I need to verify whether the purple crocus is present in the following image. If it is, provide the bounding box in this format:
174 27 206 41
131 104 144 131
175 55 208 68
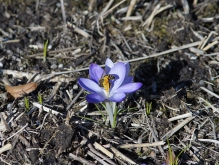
78 58 142 103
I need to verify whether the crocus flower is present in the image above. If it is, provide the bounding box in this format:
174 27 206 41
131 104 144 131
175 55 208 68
78 58 142 103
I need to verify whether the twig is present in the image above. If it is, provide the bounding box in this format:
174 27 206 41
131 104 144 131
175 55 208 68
33 102 64 116
88 143 116 165
0 144 12 154
69 153 95 165
199 31 218 50
67 88 84 110
93 142 114 159
0 157 11 165
162 116 195 141
67 22 90 38
161 117 195 141
209 118 217 141
142 4 173 29
203 40 219 51
119 141 165 148
110 146 137 164
60 0 66 24
36 113 49 130
101 0 114 14
26 46 82 57
198 139 219 144
102 0 126 18
110 40 126 61
197 97 219 113
92 0 126 25
121 16 142 21
127 41 201 62
145 114 165 157
87 151 109 165
182 0 189 14
6 123 28 141
1 39 20 44
200 87 219 99
125 0 137 17
88 0 96 12
45 81 62 102
168 113 192 122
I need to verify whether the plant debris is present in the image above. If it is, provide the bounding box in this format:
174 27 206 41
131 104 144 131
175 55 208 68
5 82 38 99
0 0 219 164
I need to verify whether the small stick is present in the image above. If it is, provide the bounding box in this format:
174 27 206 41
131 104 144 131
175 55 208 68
0 143 12 154
162 116 195 141
119 141 165 148
88 0 96 12
110 146 137 164
102 0 126 18
92 0 126 25
69 153 95 165
0 157 11 165
93 142 114 159
27 46 82 57
200 31 218 50
145 114 165 157
45 81 62 102
67 22 90 38
88 143 116 165
87 151 109 165
125 0 137 17
101 0 114 14
168 113 192 122
198 97 219 113
6 123 28 141
60 0 66 24
67 88 84 110
203 40 219 51
200 87 219 99
33 102 64 116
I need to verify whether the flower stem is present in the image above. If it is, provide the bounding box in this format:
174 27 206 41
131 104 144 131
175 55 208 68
105 101 116 128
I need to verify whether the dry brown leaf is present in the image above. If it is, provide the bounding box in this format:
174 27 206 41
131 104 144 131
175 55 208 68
5 82 38 99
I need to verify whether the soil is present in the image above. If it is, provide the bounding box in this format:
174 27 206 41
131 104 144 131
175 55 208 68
0 0 219 164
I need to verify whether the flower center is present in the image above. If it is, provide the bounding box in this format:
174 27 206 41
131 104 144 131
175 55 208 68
99 75 115 93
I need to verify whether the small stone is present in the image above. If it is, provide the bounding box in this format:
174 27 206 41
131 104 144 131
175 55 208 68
50 64 57 69
58 64 63 68
73 85 78 90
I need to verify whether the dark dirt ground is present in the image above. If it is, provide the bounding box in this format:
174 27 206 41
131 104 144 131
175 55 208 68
0 0 219 164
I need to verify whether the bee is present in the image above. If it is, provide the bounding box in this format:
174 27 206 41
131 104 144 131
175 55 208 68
99 74 115 92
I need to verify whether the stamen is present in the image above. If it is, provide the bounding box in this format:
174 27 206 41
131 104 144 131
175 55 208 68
99 75 115 93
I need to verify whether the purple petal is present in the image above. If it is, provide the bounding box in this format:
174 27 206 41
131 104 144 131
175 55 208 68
89 63 105 83
109 62 126 92
86 93 106 103
124 62 130 77
121 76 133 86
78 78 103 93
105 58 114 74
116 83 142 93
108 92 126 102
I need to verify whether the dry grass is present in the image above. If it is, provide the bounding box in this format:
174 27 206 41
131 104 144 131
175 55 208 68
0 0 219 164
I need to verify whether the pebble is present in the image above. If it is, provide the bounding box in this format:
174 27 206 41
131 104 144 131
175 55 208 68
50 64 57 69
58 64 63 68
73 85 78 90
